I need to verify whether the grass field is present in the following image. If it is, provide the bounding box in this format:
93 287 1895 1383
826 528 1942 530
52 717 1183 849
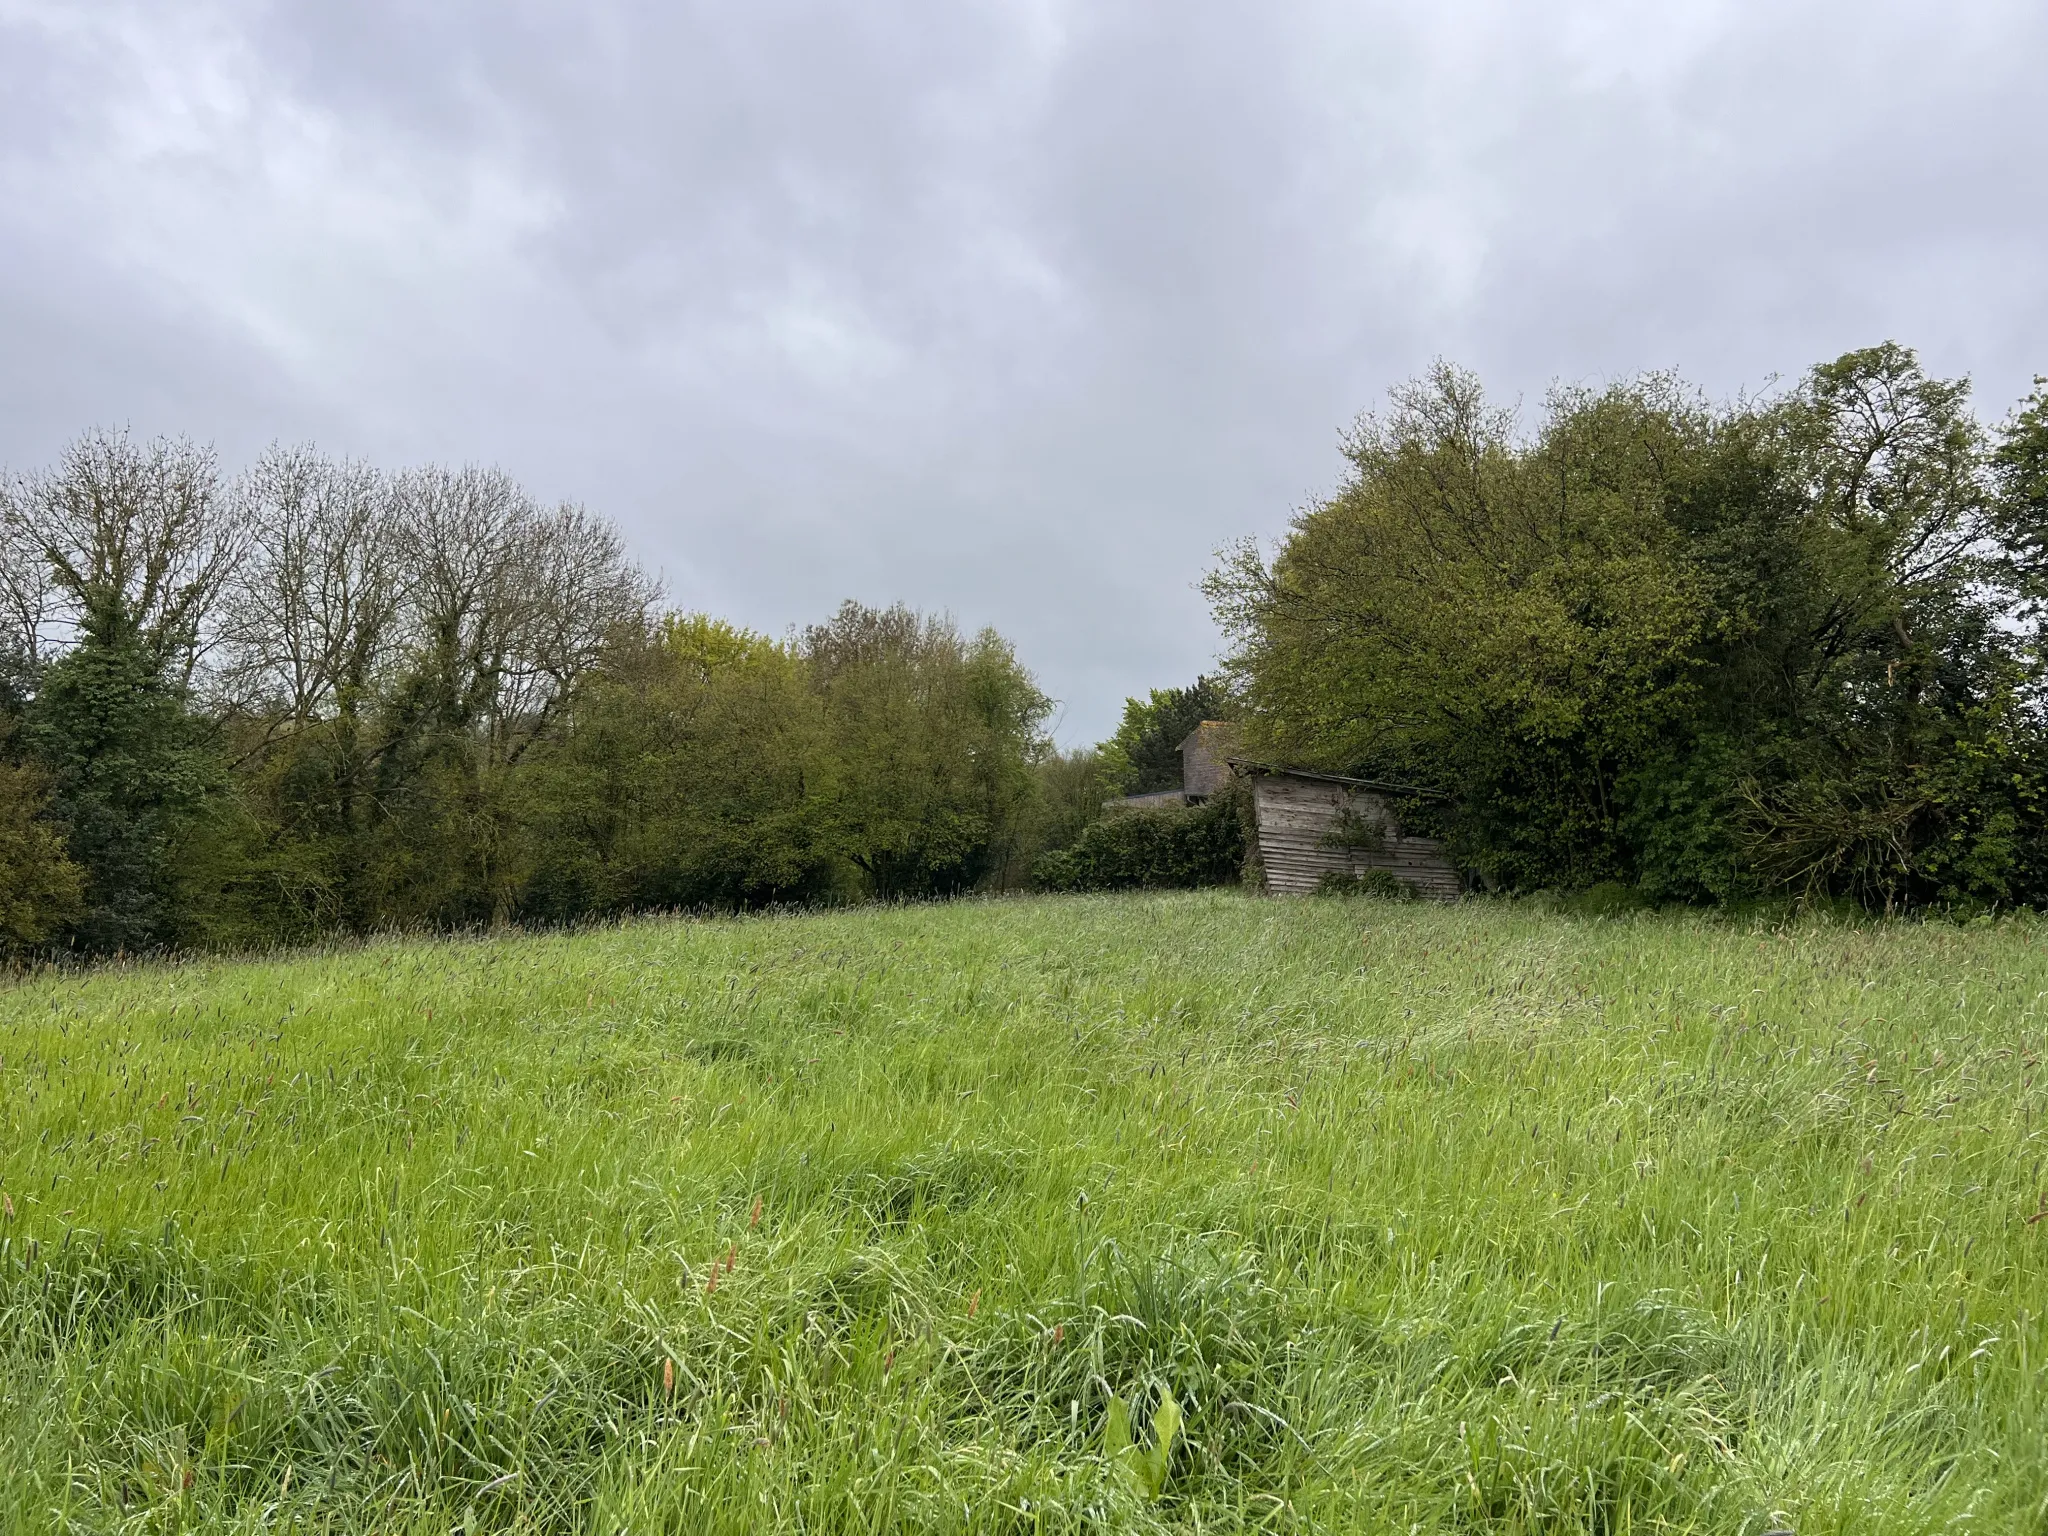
3 891 2047 1533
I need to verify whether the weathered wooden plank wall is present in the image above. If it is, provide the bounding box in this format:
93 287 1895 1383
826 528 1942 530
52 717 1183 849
1251 774 1462 899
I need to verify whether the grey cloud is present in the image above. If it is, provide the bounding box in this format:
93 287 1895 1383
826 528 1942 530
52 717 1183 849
2 0 2044 741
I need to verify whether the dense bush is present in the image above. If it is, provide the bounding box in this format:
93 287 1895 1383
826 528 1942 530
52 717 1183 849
1033 788 1245 892
1315 866 1414 900
1006 747 1116 884
1210 344 2048 910
0 749 83 954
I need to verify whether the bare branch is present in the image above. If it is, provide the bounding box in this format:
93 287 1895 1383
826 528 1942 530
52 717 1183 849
15 430 243 684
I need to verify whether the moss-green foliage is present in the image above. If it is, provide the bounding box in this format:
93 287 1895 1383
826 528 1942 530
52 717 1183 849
3 892 2046 1530
1034 791 1245 892
23 633 227 952
0 751 83 953
1 432 248 952
1211 345 2048 910
520 616 837 916
1315 865 1413 900
521 607 1057 914
801 602 1052 900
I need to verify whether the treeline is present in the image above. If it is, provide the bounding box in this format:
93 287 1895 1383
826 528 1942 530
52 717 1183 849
15 338 2029 952
0 434 1052 957
1210 342 2048 911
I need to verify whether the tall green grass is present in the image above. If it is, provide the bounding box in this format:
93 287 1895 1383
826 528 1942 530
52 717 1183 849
3 892 2045 1532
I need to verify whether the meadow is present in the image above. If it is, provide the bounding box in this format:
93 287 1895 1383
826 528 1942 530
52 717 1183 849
3 890 2046 1534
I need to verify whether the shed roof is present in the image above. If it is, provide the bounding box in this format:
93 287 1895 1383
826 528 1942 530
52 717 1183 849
1226 760 1449 801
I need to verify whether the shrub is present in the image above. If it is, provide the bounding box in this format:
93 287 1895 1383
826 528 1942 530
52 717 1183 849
1034 790 1244 892
1316 866 1415 900
0 755 84 954
1558 880 1654 916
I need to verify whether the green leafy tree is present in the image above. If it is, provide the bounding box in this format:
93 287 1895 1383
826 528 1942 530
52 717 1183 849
1993 377 2048 600
9 433 239 950
1725 344 2034 908
1100 677 1231 793
522 614 831 914
1210 347 2048 909
1208 365 1711 889
24 634 224 951
804 602 1050 898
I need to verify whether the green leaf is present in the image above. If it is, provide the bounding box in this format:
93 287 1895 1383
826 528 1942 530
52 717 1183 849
1103 1393 1132 1461
1150 1393 1181 1468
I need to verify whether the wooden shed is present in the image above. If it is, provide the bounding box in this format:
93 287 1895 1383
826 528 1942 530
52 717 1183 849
1096 719 1463 899
1239 766 1463 900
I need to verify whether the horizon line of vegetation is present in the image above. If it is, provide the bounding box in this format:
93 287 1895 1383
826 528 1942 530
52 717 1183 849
5 337 2048 959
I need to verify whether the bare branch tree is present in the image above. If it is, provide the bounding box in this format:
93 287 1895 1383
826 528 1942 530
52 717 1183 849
389 464 535 738
0 474 54 698
389 466 656 761
15 431 243 684
220 447 406 727
497 500 658 759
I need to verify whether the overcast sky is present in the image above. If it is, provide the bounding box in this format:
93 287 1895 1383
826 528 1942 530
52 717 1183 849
3 2 2044 742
